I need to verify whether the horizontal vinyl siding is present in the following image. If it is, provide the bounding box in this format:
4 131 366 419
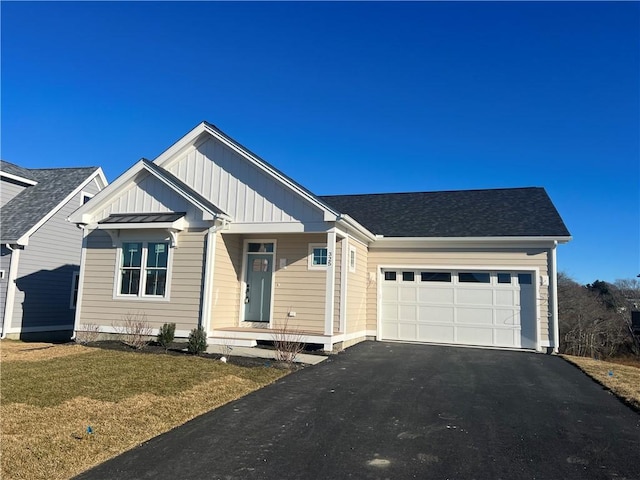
243 233 327 332
210 233 242 329
80 229 205 333
1 178 28 207
367 248 550 340
346 240 368 334
11 191 91 330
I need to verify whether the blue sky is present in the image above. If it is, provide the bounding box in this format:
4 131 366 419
2 1 638 285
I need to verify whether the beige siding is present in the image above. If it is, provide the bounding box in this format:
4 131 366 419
80 229 205 333
210 233 243 329
346 239 369 334
367 247 550 341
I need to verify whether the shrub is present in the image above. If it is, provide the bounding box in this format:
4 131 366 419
113 312 152 350
188 326 207 355
157 323 176 351
75 324 101 344
272 319 305 365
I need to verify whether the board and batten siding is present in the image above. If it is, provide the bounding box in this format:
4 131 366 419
210 233 243 329
1 178 28 208
346 239 368 335
367 248 551 341
81 229 206 333
165 137 325 224
10 186 101 330
92 173 203 224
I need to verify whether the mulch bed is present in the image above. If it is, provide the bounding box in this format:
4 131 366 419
82 340 303 369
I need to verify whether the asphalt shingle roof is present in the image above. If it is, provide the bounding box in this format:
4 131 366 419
320 187 571 238
1 161 99 242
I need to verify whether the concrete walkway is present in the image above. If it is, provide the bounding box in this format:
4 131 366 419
205 344 328 365
76 342 640 480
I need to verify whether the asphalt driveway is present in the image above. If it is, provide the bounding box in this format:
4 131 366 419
76 342 640 480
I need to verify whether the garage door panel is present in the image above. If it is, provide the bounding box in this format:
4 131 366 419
381 322 399 339
399 305 417 321
399 287 417 302
457 307 493 325
456 288 493 306
417 306 454 324
398 323 417 340
418 287 454 304
495 308 518 326
418 325 454 343
457 326 493 345
382 286 398 302
495 329 519 347
495 290 515 306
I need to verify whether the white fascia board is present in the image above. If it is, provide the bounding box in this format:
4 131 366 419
94 218 187 232
17 168 106 245
370 236 572 249
0 171 38 186
226 221 333 234
336 214 375 243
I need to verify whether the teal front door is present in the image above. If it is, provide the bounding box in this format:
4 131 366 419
244 254 273 322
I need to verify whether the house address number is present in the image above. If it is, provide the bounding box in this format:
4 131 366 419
327 251 332 267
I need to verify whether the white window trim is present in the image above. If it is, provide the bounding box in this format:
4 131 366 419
348 245 357 273
80 190 94 206
308 243 328 270
69 271 80 309
113 241 173 301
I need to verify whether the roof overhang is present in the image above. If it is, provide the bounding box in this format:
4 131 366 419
370 235 573 249
94 213 196 247
0 171 38 186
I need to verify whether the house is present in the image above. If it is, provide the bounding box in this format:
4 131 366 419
68 122 571 352
0 160 107 340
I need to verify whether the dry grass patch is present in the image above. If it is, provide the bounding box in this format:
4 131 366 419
0 340 92 362
562 355 640 410
1 344 287 480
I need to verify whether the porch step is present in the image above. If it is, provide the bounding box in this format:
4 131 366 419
207 337 258 347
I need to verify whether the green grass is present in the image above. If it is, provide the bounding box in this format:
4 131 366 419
1 349 281 407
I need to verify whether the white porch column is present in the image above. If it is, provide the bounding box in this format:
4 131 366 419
339 236 348 333
201 226 218 339
71 228 89 339
324 229 337 336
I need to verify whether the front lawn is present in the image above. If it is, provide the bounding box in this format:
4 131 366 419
0 340 287 480
562 354 640 410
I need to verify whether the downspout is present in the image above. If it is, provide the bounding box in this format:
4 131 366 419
1 244 22 339
200 220 227 339
550 241 559 354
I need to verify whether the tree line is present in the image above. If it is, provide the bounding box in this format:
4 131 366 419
558 273 640 358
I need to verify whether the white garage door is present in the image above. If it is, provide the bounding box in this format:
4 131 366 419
381 270 537 349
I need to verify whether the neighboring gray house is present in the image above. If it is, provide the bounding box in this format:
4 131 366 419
1 160 107 340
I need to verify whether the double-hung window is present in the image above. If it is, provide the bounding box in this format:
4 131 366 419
119 241 169 298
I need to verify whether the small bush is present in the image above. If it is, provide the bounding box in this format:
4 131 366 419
113 312 152 350
188 326 207 355
75 324 101 344
272 319 305 365
157 323 176 351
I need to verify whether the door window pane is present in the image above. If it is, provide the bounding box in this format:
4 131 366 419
497 273 511 284
384 271 397 281
248 242 274 252
421 272 452 282
518 273 533 285
459 272 490 283
402 271 415 282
